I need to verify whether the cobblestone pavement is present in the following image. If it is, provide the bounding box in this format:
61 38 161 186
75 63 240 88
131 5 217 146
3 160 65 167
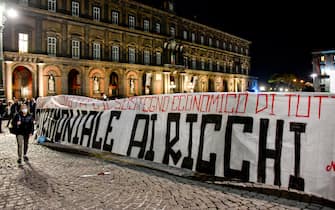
0 129 334 209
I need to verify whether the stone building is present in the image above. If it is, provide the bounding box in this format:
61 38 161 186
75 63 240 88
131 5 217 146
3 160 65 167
3 0 256 100
312 50 335 92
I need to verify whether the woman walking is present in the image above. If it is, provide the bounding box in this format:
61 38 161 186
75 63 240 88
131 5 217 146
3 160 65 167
12 104 34 164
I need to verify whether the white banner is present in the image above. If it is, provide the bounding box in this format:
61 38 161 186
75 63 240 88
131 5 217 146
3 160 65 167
36 93 335 201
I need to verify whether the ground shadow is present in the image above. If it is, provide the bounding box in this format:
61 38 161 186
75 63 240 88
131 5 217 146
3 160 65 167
17 161 56 197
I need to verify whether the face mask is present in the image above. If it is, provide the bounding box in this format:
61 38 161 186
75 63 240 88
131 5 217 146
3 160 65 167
22 109 28 113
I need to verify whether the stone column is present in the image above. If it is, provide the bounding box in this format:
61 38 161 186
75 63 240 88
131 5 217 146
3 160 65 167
179 72 186 93
82 66 89 96
5 61 12 100
138 71 144 96
163 71 170 94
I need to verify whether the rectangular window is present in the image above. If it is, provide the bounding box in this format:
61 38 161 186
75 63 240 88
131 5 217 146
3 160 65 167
93 6 100 21
93 42 101 60
184 56 188 67
170 26 175 37
209 60 213 70
216 40 219 48
129 47 135 63
183 31 187 40
192 58 196 69
20 0 29 6
112 46 119 62
216 61 220 71
48 0 56 12
191 33 195 42
72 40 80 59
200 36 204 44
18 33 28 53
156 52 161 65
209 38 212 46
321 55 325 62
47 37 57 56
112 11 119 24
143 20 150 32
201 58 205 70
155 23 160 33
129 15 135 29
72 1 79 17
144 50 150 65
223 42 226 49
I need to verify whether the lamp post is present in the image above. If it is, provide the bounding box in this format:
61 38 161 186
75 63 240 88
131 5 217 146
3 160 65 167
0 1 17 99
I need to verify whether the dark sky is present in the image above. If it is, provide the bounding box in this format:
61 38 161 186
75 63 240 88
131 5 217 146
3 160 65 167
138 0 335 83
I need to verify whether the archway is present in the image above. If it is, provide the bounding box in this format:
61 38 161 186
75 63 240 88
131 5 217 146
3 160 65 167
12 66 33 99
109 72 119 98
68 69 81 95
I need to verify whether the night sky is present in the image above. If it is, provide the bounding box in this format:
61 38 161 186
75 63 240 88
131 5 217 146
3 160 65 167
138 0 335 83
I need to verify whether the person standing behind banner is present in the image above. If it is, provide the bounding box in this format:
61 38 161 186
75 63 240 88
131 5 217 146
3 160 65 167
12 104 34 164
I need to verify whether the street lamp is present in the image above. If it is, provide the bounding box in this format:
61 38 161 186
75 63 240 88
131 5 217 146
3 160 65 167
0 1 17 99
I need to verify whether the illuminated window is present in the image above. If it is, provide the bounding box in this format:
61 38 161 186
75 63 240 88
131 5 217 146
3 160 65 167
144 50 150 65
191 33 195 42
156 52 161 65
129 47 135 63
155 23 160 33
48 0 56 12
183 31 187 40
192 58 196 69
321 55 325 62
72 40 80 59
216 40 219 48
129 15 135 29
18 33 28 53
93 6 100 21
112 46 119 62
112 11 119 24
209 38 212 46
201 58 205 70
209 60 213 70
200 35 204 44
216 61 220 71
72 1 79 17
223 42 226 49
143 20 150 32
170 26 175 37
184 56 188 67
47 37 57 56
93 42 101 60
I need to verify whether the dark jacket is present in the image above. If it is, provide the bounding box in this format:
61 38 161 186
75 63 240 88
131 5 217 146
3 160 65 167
10 103 20 118
12 112 34 135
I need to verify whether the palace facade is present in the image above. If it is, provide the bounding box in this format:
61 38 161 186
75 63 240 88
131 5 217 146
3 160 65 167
3 0 256 100
312 50 335 92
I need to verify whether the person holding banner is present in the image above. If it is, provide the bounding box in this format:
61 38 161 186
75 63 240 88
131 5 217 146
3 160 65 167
12 104 34 165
